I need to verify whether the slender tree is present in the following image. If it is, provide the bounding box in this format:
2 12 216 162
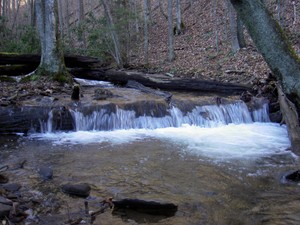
167 0 175 61
143 0 150 65
34 0 71 82
175 0 182 35
101 0 123 67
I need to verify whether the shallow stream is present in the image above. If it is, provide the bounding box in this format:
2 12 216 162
1 122 300 224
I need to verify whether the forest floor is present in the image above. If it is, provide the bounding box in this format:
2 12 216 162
130 0 300 86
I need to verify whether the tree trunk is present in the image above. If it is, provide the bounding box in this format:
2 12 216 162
70 68 251 95
167 0 175 61
236 15 246 48
175 0 182 35
101 0 123 67
277 83 300 154
227 0 239 53
35 0 71 82
143 0 150 65
229 0 300 106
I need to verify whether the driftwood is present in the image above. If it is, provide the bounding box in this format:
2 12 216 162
277 83 300 154
71 68 251 95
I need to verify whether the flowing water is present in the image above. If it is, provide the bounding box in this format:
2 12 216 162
1 98 300 224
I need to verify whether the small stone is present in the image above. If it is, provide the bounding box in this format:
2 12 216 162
38 166 53 180
61 183 91 198
0 174 8 184
0 196 12 218
2 183 21 192
93 89 113 100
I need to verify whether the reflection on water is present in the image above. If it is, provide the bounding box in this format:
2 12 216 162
0 123 300 224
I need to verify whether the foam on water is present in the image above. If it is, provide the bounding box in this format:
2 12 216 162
30 123 291 159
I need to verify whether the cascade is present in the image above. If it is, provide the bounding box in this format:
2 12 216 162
67 100 270 132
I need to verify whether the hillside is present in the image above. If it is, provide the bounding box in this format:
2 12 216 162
131 0 300 85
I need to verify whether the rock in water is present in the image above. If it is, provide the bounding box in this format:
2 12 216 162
71 84 80 100
0 196 12 218
285 170 300 182
38 166 53 180
61 183 91 198
2 183 21 192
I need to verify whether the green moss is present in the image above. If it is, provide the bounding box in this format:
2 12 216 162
273 19 300 64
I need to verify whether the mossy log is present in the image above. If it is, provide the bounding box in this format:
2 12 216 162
71 68 251 95
277 83 300 154
0 64 38 76
0 53 100 69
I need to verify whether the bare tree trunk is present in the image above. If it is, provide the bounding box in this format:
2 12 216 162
159 0 168 20
11 0 21 32
236 15 246 48
77 0 86 47
143 0 150 65
292 1 297 25
101 0 123 67
30 0 36 27
35 0 70 82
167 0 174 61
213 0 219 53
58 0 64 38
0 0 2 16
65 0 71 40
226 0 239 53
175 0 182 35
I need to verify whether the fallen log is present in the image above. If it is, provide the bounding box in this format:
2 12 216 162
0 64 37 76
71 68 251 95
0 53 100 69
277 83 300 154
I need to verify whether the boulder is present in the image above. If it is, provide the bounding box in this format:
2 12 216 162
61 183 91 198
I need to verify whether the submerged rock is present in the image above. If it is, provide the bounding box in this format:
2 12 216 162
2 183 21 192
113 198 178 216
285 170 300 182
38 166 53 180
61 183 91 198
93 88 113 100
0 174 8 184
0 196 12 218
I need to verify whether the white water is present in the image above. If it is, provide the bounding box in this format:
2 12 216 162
32 101 292 160
31 123 291 160
69 101 267 131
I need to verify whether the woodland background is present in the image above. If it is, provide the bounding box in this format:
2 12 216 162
0 0 299 84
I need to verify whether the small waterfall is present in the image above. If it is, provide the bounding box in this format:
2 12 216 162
39 110 54 133
69 101 270 131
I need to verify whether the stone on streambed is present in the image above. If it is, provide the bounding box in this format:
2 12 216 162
38 166 53 180
61 183 91 198
0 196 12 218
285 170 300 182
2 183 21 192
112 198 178 223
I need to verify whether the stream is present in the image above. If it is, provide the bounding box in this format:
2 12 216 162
1 123 300 224
0 81 300 224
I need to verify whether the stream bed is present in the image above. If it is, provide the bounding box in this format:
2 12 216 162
1 122 300 224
